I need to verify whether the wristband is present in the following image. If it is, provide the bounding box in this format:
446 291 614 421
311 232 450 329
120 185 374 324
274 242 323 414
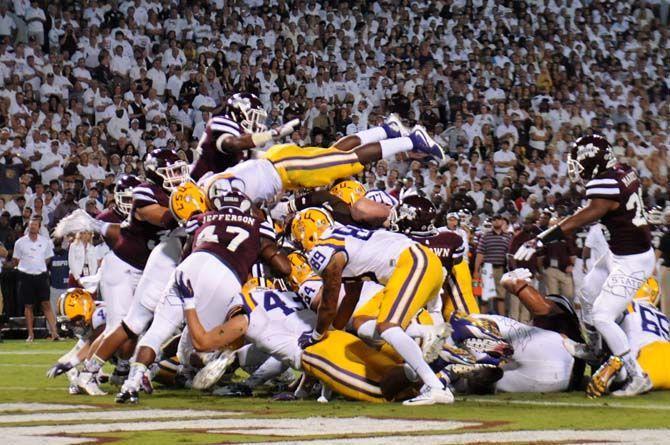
251 131 273 147
537 224 564 244
183 299 196 310
311 330 325 341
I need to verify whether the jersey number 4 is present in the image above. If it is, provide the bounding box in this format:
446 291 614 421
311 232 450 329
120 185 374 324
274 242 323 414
196 225 249 252
625 190 647 227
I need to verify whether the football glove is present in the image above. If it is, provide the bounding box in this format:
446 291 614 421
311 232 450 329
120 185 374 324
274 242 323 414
645 206 665 225
298 330 324 349
174 271 195 309
513 239 543 261
501 268 533 283
272 119 300 139
46 361 74 379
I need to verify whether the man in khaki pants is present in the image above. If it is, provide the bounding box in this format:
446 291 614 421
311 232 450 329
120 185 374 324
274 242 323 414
538 234 578 297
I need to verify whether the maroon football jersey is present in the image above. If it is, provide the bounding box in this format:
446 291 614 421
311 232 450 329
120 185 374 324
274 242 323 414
190 115 243 182
190 208 276 283
584 164 651 255
113 182 173 270
96 207 125 224
411 231 464 269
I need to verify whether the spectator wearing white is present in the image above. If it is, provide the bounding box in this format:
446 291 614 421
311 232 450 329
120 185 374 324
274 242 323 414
107 103 130 141
110 44 131 77
67 230 98 287
496 114 519 147
13 217 58 342
192 84 217 124
25 0 46 45
36 140 63 184
166 65 185 99
0 3 17 39
144 88 164 122
493 140 517 184
461 114 480 145
529 115 551 156
484 78 506 103
146 57 167 96
346 114 365 135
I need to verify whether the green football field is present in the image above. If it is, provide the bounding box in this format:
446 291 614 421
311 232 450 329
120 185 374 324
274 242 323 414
1 339 669 445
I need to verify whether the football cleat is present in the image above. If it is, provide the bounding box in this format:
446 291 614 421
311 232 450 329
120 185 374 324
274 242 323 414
563 337 599 361
212 383 253 397
403 384 454 406
587 355 623 398
115 388 139 404
408 125 446 163
421 323 451 363
611 373 652 397
445 363 502 382
382 113 410 138
76 372 107 396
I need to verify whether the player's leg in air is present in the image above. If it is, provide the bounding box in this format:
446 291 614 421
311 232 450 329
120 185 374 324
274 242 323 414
263 114 445 191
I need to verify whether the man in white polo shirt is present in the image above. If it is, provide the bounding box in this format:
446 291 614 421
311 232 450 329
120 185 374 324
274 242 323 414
12 217 58 342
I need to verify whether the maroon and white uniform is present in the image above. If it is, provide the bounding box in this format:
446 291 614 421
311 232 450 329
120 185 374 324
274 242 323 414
584 164 651 255
190 115 244 182
100 183 173 332
579 165 655 357
412 231 466 313
138 208 276 356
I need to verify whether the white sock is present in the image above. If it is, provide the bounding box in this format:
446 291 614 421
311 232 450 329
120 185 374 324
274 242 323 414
245 356 287 388
357 320 380 342
380 137 413 158
620 350 643 378
126 362 147 389
380 326 443 390
356 127 388 145
85 354 105 373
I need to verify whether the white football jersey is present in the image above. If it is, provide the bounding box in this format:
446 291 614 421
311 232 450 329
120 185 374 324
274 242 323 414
298 279 384 317
620 301 670 356
475 314 575 393
199 159 283 203
243 289 316 369
306 226 414 284
91 304 106 331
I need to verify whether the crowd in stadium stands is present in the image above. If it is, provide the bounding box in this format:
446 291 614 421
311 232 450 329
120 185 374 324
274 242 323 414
0 0 669 327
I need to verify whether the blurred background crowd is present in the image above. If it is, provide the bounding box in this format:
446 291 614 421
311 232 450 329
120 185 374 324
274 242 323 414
0 0 669 333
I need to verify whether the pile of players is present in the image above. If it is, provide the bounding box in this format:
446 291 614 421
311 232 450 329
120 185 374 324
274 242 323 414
48 93 670 406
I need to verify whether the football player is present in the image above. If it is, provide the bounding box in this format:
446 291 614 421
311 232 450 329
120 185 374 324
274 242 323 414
291 207 453 405
116 189 286 403
585 277 670 396
46 289 106 394
272 178 398 230
199 114 445 205
177 277 429 403
74 148 190 395
190 93 299 182
392 196 479 315
515 134 655 396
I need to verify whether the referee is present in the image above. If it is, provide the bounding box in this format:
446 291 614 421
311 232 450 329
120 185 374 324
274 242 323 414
12 216 59 342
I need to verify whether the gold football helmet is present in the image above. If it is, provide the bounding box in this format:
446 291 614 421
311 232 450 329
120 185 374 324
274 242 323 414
634 277 660 307
287 251 316 290
57 288 95 338
291 207 334 251
169 181 208 223
330 179 366 205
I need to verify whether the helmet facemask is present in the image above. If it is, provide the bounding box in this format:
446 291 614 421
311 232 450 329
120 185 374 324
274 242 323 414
240 107 268 134
115 189 134 215
156 162 191 191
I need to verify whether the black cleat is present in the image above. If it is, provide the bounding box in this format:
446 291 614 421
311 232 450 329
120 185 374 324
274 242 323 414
115 389 139 404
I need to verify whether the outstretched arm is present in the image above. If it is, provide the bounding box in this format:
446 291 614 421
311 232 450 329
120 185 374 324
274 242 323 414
184 309 249 352
501 269 561 317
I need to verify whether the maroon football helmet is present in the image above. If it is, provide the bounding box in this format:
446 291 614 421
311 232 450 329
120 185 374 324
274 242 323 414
567 134 616 183
392 195 437 234
144 148 190 192
114 174 141 216
226 93 267 134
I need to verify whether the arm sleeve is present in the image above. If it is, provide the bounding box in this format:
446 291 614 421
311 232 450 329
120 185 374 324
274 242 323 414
585 178 620 201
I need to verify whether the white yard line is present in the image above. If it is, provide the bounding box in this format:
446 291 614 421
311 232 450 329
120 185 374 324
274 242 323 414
0 351 63 355
0 403 92 412
0 409 241 424
465 397 670 411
